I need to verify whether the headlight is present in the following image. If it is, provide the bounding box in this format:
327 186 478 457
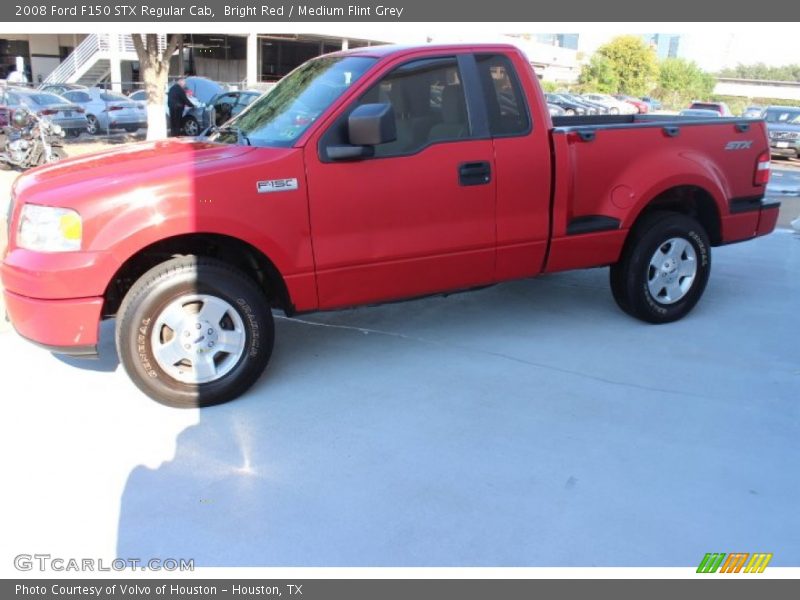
51 124 63 135
17 204 82 252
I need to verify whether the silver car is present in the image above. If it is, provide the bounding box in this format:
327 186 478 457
0 87 88 136
60 88 146 135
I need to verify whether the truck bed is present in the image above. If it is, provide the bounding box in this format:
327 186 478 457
543 114 773 273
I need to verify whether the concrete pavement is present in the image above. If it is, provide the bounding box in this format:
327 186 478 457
1 229 797 569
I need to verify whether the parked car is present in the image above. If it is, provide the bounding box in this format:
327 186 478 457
545 93 588 116
39 83 88 96
129 77 220 135
547 103 565 117
207 89 262 127
0 87 87 136
130 88 204 135
582 93 636 115
614 95 649 114
2 43 779 408
688 101 732 117
742 105 765 118
641 96 662 111
544 94 586 117
763 105 800 159
559 92 609 114
678 109 722 118
60 87 146 134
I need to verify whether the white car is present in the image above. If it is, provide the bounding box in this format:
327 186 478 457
583 93 637 115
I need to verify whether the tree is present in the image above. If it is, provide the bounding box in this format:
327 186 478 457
719 62 800 82
582 35 659 96
578 54 619 93
132 34 181 140
656 58 715 109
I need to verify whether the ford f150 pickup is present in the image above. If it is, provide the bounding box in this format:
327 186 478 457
1 44 780 407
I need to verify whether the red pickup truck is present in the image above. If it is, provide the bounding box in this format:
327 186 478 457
2 44 779 407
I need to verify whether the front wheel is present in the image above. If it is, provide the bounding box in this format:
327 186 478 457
116 257 274 408
182 116 200 136
610 212 711 324
44 146 67 165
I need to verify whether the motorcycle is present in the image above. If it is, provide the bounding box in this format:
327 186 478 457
0 107 67 170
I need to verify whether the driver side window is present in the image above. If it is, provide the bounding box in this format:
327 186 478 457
357 57 471 158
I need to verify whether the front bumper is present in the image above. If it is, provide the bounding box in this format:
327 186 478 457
3 288 102 355
769 142 799 157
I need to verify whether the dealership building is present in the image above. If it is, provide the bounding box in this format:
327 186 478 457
0 32 592 92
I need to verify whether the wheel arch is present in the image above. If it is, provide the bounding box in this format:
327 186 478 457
102 232 293 319
629 184 723 246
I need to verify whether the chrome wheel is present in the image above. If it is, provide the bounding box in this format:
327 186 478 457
86 115 99 135
647 237 697 304
150 294 246 384
182 117 199 136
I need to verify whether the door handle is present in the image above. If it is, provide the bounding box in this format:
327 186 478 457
459 161 491 186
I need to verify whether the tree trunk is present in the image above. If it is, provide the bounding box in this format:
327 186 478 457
132 34 181 141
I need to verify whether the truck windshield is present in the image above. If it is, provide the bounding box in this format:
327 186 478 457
764 109 800 124
210 56 376 147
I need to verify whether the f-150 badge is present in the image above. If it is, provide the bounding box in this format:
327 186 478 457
257 178 299 193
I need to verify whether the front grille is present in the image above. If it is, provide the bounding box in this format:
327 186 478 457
770 130 800 140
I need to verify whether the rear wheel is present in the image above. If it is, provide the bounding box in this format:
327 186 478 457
86 115 100 135
610 212 711 324
116 257 274 408
40 146 66 166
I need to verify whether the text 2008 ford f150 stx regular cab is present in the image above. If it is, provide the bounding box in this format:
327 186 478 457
1 45 780 407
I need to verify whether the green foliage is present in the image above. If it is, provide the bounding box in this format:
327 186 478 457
540 80 560 93
578 54 619 93
719 63 800 82
655 58 716 110
580 35 659 96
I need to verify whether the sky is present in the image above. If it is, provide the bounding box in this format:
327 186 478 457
328 23 800 73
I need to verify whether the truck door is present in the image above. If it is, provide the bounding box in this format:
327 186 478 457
304 55 496 309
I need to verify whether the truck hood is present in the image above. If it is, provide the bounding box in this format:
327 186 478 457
13 139 257 200
766 122 800 133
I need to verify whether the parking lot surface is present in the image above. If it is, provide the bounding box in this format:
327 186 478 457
1 222 797 568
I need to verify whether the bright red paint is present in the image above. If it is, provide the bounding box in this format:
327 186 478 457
1 44 779 352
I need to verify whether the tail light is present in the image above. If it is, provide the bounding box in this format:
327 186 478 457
39 109 57 116
105 105 124 112
75 107 85 113
754 151 770 186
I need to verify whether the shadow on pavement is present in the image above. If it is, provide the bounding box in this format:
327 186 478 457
113 249 799 566
53 319 119 372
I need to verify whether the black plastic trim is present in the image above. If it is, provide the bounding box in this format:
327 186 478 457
19 334 99 358
566 215 621 235
729 195 766 214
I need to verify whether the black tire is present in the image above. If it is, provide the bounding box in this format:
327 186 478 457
123 125 139 133
610 211 711 324
182 116 199 136
116 257 274 408
86 115 100 135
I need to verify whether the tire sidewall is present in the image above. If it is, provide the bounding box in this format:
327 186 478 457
630 216 711 323
119 263 273 407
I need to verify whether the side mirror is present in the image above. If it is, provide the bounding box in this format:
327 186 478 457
326 103 396 161
348 102 396 146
